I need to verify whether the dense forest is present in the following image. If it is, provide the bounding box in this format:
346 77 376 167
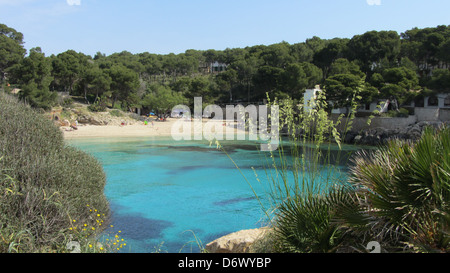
1 23 450 113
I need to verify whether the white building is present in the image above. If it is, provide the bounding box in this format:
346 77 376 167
303 85 322 112
210 61 228 73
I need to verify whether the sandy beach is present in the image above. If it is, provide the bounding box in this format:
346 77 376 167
62 118 248 140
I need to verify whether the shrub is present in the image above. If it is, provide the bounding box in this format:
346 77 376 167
0 92 109 252
269 127 449 253
385 107 410 118
273 187 357 253
349 126 450 252
109 109 124 117
88 101 107 112
253 87 448 253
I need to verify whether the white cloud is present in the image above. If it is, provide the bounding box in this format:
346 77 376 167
367 0 381 5
66 0 81 6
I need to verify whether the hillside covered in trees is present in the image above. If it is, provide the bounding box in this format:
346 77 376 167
1 23 450 114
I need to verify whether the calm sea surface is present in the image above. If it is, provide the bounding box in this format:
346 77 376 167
67 136 361 253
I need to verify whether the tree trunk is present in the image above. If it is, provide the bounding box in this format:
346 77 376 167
112 96 117 109
84 84 90 105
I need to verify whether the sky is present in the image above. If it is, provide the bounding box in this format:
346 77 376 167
1 0 449 57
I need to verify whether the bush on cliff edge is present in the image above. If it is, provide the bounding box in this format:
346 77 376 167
0 92 109 252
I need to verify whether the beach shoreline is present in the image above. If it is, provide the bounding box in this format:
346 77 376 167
62 118 248 140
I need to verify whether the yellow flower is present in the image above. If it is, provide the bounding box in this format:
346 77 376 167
97 214 100 217
89 244 93 248
72 220 76 223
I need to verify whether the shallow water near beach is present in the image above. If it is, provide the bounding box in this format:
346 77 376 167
67 136 357 253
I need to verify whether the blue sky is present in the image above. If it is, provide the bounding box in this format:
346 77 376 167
1 0 449 56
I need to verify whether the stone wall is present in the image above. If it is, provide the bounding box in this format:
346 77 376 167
440 108 450 121
415 108 440 122
331 115 417 132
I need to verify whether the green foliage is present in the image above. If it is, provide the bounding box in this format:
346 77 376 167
19 82 57 110
88 100 107 112
0 24 26 83
143 83 188 114
273 186 364 253
266 120 449 253
377 67 420 104
2 22 450 115
109 109 124 117
385 107 410 118
51 50 88 94
349 127 449 252
0 92 109 252
106 64 140 108
328 58 364 78
324 74 366 108
313 38 349 77
425 69 450 92
184 76 218 107
346 30 401 73
12 47 56 110
249 88 448 253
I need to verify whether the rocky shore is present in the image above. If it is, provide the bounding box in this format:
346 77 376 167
343 121 449 146
205 227 272 253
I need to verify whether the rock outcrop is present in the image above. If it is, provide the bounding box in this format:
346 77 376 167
344 121 448 146
205 227 271 253
77 114 109 126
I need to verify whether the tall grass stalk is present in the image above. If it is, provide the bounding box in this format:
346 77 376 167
262 87 360 215
216 85 363 253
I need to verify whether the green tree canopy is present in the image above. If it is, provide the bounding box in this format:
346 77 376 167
0 24 26 83
15 48 56 109
328 58 364 78
142 84 187 114
324 74 373 108
107 64 140 108
347 30 401 74
379 67 420 104
51 50 87 94
281 62 323 99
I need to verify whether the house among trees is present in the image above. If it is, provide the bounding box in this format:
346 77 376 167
199 61 228 74
210 61 228 73
306 84 450 123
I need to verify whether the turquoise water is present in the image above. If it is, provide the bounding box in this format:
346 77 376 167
67 136 357 253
